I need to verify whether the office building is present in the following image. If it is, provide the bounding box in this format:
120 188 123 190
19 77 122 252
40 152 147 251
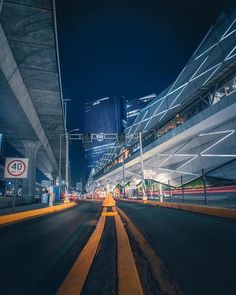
84 96 124 179
125 94 156 127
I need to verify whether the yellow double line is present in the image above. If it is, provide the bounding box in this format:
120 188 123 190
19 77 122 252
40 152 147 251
57 206 143 295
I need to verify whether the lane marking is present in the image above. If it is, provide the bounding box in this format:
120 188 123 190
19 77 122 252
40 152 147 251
56 207 107 295
102 207 118 216
113 207 144 295
117 206 183 295
0 203 76 225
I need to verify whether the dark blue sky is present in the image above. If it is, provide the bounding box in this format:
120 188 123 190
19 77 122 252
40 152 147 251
56 0 230 185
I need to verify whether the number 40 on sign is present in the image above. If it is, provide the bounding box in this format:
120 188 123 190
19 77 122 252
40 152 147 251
4 158 29 179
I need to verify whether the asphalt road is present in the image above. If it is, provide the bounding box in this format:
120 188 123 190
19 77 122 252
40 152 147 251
0 201 101 295
82 216 117 295
117 201 236 295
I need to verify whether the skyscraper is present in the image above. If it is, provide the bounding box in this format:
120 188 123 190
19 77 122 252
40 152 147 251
124 94 156 127
84 96 124 179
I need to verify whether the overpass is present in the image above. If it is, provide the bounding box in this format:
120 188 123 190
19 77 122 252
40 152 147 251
91 5 236 191
0 0 65 198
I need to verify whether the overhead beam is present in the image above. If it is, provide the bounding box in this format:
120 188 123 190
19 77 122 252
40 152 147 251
0 23 58 172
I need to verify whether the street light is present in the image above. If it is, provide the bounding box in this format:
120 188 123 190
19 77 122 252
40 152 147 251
59 133 66 186
62 98 71 131
65 128 80 202
61 98 71 203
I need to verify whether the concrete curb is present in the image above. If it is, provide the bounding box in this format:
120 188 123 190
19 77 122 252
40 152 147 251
119 199 236 219
157 202 236 219
0 202 76 225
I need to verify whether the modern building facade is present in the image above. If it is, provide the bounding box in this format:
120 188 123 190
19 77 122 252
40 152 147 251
88 4 236 192
125 94 156 127
84 96 124 179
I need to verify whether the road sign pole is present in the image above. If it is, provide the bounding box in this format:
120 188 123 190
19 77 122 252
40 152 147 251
12 179 17 212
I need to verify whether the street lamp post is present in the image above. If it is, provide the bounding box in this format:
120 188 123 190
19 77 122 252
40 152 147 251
62 98 71 202
59 133 63 185
65 128 80 202
65 131 69 201
62 99 71 131
139 132 147 202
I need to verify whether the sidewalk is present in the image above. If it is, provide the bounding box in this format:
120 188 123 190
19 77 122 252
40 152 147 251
0 201 63 216
0 201 76 225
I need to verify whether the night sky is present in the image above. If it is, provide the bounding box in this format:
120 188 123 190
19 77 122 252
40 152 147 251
56 0 231 186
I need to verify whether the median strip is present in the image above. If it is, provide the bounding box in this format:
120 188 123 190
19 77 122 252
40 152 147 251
56 207 107 295
113 207 144 295
117 206 183 295
0 202 76 225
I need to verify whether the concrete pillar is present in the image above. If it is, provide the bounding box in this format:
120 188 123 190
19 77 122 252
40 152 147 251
0 0 3 14
22 140 41 200
51 172 57 185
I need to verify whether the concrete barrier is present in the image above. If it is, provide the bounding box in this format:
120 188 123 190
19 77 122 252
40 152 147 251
0 202 76 225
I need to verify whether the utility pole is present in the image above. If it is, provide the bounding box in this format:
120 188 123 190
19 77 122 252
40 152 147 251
62 98 71 202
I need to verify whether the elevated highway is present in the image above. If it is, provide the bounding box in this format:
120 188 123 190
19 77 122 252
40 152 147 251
0 0 65 197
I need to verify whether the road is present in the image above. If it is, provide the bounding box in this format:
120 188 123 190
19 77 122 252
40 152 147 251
117 201 236 295
0 201 101 295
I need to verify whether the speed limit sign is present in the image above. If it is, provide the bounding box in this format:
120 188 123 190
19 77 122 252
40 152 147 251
4 158 29 178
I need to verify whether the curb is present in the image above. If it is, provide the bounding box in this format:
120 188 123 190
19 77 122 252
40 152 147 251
119 199 236 219
157 202 236 219
0 202 76 225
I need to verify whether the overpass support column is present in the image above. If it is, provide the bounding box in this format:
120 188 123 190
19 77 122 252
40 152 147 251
51 172 57 185
22 140 41 200
0 0 3 14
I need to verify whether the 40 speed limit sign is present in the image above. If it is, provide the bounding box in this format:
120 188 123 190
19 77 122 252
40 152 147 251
4 158 29 179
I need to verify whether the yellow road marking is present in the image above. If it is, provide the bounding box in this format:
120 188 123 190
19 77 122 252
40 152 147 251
0 203 76 225
113 207 144 295
56 207 107 295
117 206 183 295
102 209 118 216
